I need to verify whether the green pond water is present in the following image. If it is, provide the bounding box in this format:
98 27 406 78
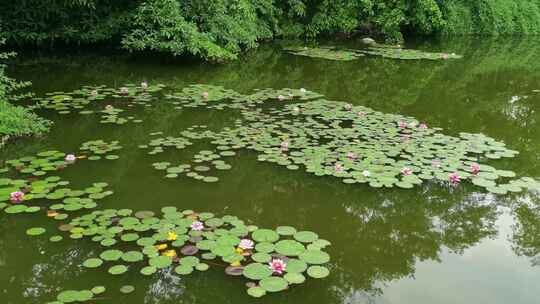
1 37 540 303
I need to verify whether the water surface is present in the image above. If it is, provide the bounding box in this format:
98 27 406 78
1 37 540 304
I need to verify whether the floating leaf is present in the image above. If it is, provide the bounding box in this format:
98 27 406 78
307 265 330 278
259 277 288 292
247 286 266 298
243 263 273 280
83 258 103 268
26 227 46 236
108 265 128 275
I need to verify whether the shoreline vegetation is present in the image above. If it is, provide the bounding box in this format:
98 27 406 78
2 1 540 61
0 38 51 144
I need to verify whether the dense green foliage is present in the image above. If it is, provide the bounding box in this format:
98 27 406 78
1 1 540 60
0 37 50 138
441 0 540 35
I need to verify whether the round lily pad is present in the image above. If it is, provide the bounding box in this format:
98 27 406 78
122 251 144 262
299 250 330 264
57 290 94 303
294 231 318 243
247 286 266 298
100 249 123 261
285 259 308 273
275 240 306 256
284 272 306 284
276 226 297 236
83 258 103 268
108 265 128 275
243 263 273 280
251 252 271 263
149 256 172 269
26 227 46 236
175 264 194 275
91 286 106 295
120 285 135 294
140 266 157 276
307 265 330 278
5 205 28 214
252 229 279 243
49 235 63 242
259 277 288 292
195 263 209 271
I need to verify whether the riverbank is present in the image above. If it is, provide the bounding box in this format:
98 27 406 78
1 47 50 143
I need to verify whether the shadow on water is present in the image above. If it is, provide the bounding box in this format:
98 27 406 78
1 36 540 303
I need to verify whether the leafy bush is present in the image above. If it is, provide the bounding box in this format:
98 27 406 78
122 0 275 61
440 0 540 35
0 37 50 138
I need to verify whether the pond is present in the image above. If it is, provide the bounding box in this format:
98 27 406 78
1 37 540 304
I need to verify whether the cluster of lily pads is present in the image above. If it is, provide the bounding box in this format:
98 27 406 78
0 147 118 217
2 185 332 298
283 46 364 61
49 284 136 303
1 142 332 299
4 79 540 301
360 46 463 60
79 140 122 160
100 105 143 125
283 46 462 61
24 82 540 194
140 128 237 182
66 206 331 298
143 84 540 194
33 83 165 125
0 175 113 219
2 150 76 176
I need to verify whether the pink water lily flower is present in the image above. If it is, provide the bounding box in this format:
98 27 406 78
65 154 76 162
398 121 406 128
280 141 289 151
10 191 24 203
190 221 204 231
471 163 480 175
347 152 356 160
334 163 344 173
401 167 413 175
344 103 352 111
238 239 254 250
449 173 461 185
357 111 366 117
119 87 129 95
268 259 286 274
419 123 428 129
202 91 209 99
141 81 148 90
441 53 449 60
277 94 285 101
